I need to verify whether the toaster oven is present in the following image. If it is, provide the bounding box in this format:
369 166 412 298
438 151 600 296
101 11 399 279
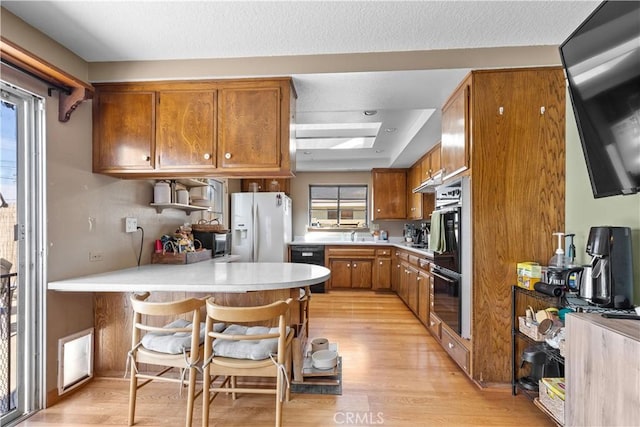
193 230 231 257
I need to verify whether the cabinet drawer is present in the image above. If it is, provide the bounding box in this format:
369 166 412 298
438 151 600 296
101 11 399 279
429 313 441 340
408 254 420 266
327 247 375 258
442 328 470 374
418 258 431 270
375 248 391 256
395 250 409 261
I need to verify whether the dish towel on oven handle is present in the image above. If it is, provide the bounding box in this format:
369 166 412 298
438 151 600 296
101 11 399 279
429 211 446 253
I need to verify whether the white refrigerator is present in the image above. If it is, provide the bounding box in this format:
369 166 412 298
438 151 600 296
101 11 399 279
231 192 292 262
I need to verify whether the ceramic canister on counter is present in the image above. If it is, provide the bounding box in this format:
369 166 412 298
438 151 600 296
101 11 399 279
154 181 171 204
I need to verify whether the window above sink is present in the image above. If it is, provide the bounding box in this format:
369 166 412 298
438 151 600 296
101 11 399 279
308 184 368 230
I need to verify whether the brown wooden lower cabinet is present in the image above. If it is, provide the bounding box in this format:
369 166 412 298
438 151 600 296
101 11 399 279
326 246 375 289
373 257 392 290
328 259 353 289
372 248 392 290
441 327 470 374
391 250 404 292
429 313 442 340
328 258 373 289
417 270 429 325
405 265 419 314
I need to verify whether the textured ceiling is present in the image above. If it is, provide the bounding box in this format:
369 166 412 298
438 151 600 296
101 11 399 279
2 1 602 172
2 1 600 62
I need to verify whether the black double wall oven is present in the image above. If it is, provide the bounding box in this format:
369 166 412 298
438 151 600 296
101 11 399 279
431 180 463 335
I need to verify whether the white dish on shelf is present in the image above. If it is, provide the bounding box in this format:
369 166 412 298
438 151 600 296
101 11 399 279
311 349 338 370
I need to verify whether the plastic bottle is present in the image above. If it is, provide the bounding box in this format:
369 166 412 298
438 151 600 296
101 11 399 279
548 232 568 268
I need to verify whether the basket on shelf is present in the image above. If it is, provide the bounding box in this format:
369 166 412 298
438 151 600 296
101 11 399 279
192 219 226 233
518 316 546 342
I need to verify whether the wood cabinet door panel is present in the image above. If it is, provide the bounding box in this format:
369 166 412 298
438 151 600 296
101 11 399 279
407 266 418 314
157 91 216 169
372 169 407 220
391 260 401 292
218 87 280 169
441 83 469 180
407 166 422 220
430 144 441 172
351 260 372 289
420 154 431 182
398 261 409 304
329 260 352 288
423 193 435 217
429 313 442 341
94 91 155 171
417 271 430 324
373 258 391 290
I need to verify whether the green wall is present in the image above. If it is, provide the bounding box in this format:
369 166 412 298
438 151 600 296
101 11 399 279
565 96 640 305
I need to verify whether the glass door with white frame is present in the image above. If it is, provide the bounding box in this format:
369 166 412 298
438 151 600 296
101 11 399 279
0 82 46 426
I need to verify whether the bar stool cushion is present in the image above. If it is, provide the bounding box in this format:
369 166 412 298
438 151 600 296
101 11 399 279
141 319 224 354
213 324 291 360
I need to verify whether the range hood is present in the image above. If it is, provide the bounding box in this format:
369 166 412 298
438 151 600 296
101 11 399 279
412 170 443 193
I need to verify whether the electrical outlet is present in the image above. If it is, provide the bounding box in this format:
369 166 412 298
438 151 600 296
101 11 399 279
89 251 103 262
125 217 137 233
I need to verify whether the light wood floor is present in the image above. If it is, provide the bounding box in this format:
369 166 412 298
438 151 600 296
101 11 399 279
20 291 553 426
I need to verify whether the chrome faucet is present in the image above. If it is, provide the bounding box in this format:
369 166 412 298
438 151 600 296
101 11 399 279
350 230 356 242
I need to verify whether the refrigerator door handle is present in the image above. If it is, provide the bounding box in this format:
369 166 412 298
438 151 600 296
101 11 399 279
253 203 259 262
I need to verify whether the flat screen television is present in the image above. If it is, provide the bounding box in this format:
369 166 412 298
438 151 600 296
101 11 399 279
559 1 640 198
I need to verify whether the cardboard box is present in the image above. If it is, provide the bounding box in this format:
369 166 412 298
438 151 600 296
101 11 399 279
517 262 542 290
539 378 565 424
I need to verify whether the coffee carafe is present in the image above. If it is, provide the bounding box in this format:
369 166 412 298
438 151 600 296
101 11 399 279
403 223 418 244
420 222 430 247
583 226 634 308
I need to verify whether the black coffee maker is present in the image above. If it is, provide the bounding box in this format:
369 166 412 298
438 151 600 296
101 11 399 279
583 226 634 308
518 345 561 391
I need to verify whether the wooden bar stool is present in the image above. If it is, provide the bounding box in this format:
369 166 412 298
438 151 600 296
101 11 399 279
127 292 208 427
201 297 294 427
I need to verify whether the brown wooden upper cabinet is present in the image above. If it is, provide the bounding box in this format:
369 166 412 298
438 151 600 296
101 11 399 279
441 79 470 181
92 78 296 178
372 168 407 220
93 90 156 172
420 143 441 182
407 164 423 220
156 90 217 171
408 143 439 220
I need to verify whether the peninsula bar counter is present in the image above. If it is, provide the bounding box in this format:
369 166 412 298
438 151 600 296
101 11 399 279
48 261 331 293
49 261 331 377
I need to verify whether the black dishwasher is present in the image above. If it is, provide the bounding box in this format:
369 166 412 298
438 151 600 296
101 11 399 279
290 245 326 293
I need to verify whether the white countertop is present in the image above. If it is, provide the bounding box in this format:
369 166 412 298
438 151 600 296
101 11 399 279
48 261 331 293
289 240 434 257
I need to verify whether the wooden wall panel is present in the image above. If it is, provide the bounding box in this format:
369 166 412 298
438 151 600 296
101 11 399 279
470 67 565 385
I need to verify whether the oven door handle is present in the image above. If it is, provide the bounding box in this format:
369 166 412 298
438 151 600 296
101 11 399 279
432 271 457 283
437 205 461 214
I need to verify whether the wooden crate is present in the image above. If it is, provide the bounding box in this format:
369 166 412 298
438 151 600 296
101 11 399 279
151 249 212 264
518 316 546 342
